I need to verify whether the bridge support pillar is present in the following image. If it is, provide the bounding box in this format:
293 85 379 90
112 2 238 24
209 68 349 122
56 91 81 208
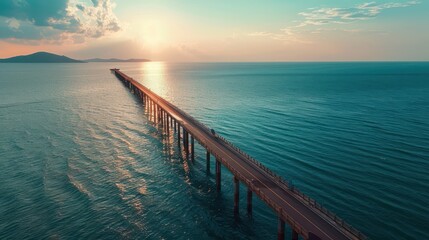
166 114 170 134
278 217 285 240
292 230 298 240
234 176 239 215
185 132 189 156
247 188 252 215
177 124 181 148
183 130 189 156
191 136 195 162
154 104 157 123
206 151 210 172
147 98 150 114
155 106 158 123
149 99 152 118
153 103 156 122
156 107 159 123
148 99 151 119
151 101 154 122
152 102 154 121
182 129 186 148
161 108 164 124
216 159 221 192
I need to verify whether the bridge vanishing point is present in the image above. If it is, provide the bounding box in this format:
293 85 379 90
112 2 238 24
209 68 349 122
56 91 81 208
111 69 366 240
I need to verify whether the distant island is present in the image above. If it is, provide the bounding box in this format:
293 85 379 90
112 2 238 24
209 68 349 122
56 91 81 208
84 58 150 62
0 52 150 63
0 52 83 63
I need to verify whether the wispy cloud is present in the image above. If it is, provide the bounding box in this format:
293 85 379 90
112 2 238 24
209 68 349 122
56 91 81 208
249 1 419 43
6 18 20 31
248 28 312 44
0 0 121 43
297 1 419 27
309 28 387 35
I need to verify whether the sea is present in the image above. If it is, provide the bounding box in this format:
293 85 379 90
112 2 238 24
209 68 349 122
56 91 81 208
0 62 428 240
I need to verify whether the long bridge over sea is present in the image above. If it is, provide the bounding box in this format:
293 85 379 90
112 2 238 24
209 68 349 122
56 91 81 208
111 69 366 240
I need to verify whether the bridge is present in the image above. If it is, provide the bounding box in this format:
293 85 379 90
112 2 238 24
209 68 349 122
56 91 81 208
111 69 366 240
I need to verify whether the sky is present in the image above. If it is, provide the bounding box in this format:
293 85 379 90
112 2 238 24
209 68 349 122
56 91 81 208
0 0 428 61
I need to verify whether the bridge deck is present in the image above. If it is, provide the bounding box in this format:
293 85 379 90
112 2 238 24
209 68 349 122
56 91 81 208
111 69 365 240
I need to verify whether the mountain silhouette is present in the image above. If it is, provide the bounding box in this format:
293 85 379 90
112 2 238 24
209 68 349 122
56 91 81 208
0 52 83 63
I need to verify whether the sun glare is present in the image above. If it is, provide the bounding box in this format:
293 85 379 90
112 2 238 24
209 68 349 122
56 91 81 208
137 19 169 51
141 61 167 95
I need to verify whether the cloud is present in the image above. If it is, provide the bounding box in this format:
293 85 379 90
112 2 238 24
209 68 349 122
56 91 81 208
6 18 20 30
310 28 387 35
0 16 62 44
0 0 70 27
70 0 121 38
248 29 310 44
249 1 419 43
297 1 419 27
0 0 121 43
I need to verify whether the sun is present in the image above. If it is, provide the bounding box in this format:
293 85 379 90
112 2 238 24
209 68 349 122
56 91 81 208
137 19 169 51
143 34 164 50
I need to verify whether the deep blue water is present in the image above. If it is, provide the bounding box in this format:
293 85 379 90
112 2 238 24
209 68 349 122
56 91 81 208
0 62 428 239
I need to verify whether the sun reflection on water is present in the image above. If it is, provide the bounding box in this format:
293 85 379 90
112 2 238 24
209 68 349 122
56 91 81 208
141 62 167 96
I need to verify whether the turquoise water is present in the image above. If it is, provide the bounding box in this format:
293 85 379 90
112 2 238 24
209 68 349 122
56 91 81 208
0 62 428 239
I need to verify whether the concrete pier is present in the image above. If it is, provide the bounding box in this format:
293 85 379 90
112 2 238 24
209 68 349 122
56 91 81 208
191 136 195 161
292 230 299 240
234 176 239 215
206 151 210 172
247 188 252 215
278 217 285 240
216 159 221 192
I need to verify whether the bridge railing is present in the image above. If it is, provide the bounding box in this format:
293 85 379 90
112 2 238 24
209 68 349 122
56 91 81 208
220 156 308 239
113 69 366 240
204 122 367 239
